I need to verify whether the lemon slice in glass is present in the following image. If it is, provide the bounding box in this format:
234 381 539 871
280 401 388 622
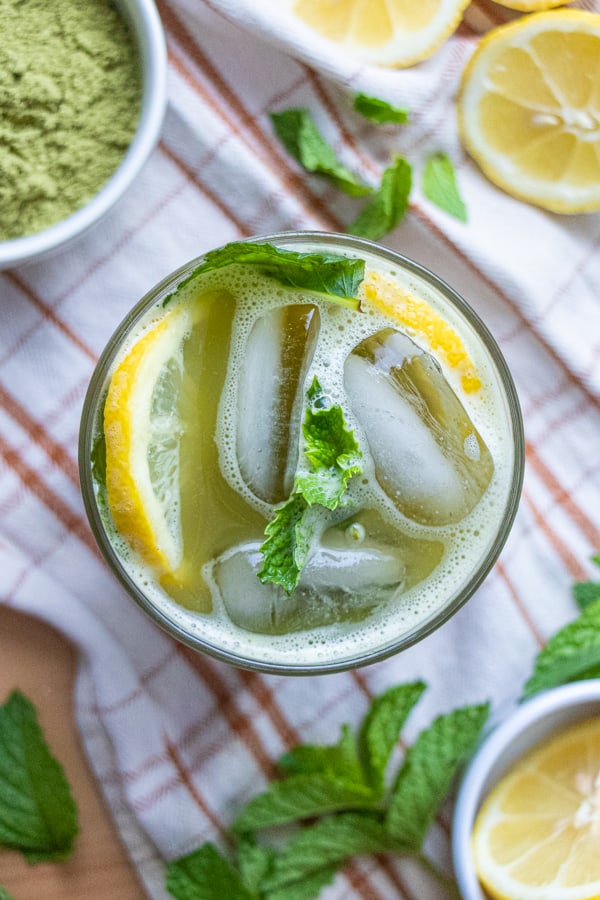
286 0 470 67
458 11 600 213
472 717 600 900
104 307 191 577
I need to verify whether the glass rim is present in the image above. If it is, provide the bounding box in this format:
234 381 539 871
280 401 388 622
79 231 525 675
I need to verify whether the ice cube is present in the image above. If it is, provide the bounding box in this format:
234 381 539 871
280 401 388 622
344 329 494 525
212 536 404 635
237 304 320 505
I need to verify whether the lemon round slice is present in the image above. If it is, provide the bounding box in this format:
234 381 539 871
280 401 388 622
491 0 569 9
472 717 600 900
104 307 191 576
287 0 470 67
458 11 600 213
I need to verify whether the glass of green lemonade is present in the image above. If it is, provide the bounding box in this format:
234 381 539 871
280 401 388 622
79 233 524 674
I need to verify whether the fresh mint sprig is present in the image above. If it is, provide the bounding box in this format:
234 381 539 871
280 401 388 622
258 377 362 594
166 683 489 900
164 242 365 309
270 109 372 198
0 691 78 863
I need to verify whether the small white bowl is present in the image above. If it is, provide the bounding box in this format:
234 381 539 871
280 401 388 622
452 680 600 900
0 0 167 270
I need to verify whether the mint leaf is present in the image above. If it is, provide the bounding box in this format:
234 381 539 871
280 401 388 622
166 242 364 309
279 724 363 784
258 495 312 595
233 775 378 833
385 703 489 850
295 377 362 510
0 888 14 900
573 581 600 611
91 431 107 489
263 813 399 890
353 93 409 125
259 379 362 594
237 836 275 892
263 865 337 900
0 691 78 862
166 844 257 900
523 598 600 698
592 554 600 568
349 156 412 241
422 152 467 223
270 109 372 198
359 681 427 794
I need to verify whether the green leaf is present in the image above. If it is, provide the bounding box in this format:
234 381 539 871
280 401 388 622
270 109 372 198
0 691 78 862
263 813 399 890
233 774 379 833
0 888 14 900
592 554 600 568
165 242 364 309
353 93 409 125
573 581 600 611
385 703 489 850
236 835 275 892
279 724 364 784
523 598 600 698
258 494 312 595
263 865 337 900
166 844 257 900
358 681 427 793
295 377 362 510
349 156 412 241
421 152 467 223
90 431 106 489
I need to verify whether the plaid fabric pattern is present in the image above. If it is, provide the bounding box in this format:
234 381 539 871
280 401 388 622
1 1 599 897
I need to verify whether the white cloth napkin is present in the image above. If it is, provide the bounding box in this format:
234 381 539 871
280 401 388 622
1 1 600 897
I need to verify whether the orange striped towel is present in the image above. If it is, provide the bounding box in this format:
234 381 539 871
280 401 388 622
1 1 600 898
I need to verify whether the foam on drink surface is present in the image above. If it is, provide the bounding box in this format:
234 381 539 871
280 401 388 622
98 242 515 668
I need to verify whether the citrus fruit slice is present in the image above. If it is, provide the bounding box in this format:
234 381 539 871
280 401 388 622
286 0 471 67
458 11 600 213
362 269 481 393
491 0 569 9
104 307 191 576
472 717 600 900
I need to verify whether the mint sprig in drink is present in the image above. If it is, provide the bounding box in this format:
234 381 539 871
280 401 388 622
80 234 524 673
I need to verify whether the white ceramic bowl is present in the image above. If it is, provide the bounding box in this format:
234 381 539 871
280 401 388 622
452 680 600 899
0 0 167 270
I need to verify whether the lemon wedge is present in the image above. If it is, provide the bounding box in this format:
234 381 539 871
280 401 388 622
104 307 191 577
458 11 600 213
362 269 482 393
287 0 470 67
473 717 600 900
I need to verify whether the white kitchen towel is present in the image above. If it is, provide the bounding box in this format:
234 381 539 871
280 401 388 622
1 1 600 898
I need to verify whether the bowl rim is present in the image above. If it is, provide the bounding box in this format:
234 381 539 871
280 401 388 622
0 0 167 269
452 679 600 900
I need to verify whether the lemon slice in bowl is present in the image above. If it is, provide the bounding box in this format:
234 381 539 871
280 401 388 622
472 717 600 900
287 0 471 67
104 307 191 577
458 11 600 213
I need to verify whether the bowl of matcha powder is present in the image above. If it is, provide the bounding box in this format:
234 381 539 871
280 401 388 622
0 0 167 268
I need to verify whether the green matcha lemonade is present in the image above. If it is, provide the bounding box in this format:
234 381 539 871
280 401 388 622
80 234 524 673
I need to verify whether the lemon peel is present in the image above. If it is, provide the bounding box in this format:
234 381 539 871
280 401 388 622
362 269 482 393
104 307 191 576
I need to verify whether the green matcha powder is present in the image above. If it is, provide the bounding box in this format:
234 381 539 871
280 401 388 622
0 0 143 241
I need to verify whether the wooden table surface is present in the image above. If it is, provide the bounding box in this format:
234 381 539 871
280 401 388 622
0 606 145 899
